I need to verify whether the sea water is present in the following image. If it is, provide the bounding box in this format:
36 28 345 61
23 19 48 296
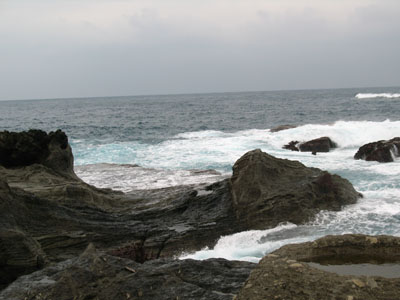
1 87 400 262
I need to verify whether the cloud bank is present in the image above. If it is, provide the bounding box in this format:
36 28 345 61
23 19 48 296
0 0 399 100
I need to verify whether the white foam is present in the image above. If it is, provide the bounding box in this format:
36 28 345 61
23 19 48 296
75 163 227 192
179 223 313 262
355 93 400 99
72 120 400 261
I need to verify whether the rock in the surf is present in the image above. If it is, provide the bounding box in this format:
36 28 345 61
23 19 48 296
283 136 337 153
354 137 400 162
236 234 400 300
270 124 297 132
230 149 361 229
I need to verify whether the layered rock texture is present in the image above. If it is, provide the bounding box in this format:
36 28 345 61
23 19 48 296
283 136 337 153
237 234 400 300
1 244 254 300
354 137 400 162
230 149 361 229
0 130 362 297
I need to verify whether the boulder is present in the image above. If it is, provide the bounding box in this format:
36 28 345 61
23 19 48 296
283 137 337 153
237 234 400 300
230 149 361 229
354 137 400 162
0 244 254 300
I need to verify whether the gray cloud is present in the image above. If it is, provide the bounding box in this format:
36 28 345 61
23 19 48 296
0 0 399 100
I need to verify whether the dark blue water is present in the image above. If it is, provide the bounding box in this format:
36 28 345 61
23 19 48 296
1 87 399 144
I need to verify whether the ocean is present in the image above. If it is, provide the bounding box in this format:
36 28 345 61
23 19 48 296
1 86 400 262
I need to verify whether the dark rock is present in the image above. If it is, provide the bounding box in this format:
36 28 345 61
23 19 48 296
230 149 361 229
0 129 75 177
284 137 337 153
354 137 400 162
299 136 337 152
270 124 297 132
0 244 255 300
0 131 361 290
283 140 300 151
237 234 400 300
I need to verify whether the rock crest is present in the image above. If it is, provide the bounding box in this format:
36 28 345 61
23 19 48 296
230 149 361 229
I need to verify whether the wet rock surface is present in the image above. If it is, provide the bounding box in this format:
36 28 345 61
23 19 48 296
237 234 400 300
0 130 362 295
283 136 337 153
354 137 400 162
0 244 255 300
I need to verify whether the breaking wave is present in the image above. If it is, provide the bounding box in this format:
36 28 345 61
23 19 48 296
355 93 400 99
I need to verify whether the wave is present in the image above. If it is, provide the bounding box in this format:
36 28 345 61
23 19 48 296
355 93 400 99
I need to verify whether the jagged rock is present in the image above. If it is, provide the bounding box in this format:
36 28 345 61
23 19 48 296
283 140 300 151
0 245 255 300
0 129 75 177
354 137 400 162
283 137 337 153
237 234 400 300
270 124 297 132
230 149 361 229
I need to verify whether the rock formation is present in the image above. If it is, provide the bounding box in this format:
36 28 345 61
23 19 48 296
0 130 362 293
283 136 337 153
0 129 75 177
236 234 400 300
354 137 400 162
230 149 361 230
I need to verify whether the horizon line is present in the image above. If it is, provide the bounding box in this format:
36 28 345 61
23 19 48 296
1 84 399 102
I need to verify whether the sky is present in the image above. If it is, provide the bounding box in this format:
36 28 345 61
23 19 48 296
1 0 399 100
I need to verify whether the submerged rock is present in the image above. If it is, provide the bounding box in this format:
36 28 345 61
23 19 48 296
0 244 254 300
283 136 337 153
270 124 297 132
237 234 400 300
230 149 361 230
354 137 400 162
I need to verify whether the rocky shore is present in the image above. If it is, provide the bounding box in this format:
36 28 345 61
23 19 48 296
3 129 398 299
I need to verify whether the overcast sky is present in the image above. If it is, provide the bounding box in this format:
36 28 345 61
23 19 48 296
1 0 399 100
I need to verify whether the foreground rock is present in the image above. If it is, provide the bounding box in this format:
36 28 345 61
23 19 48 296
230 149 361 230
237 234 400 300
283 136 337 153
0 130 361 289
0 244 254 300
354 137 400 162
